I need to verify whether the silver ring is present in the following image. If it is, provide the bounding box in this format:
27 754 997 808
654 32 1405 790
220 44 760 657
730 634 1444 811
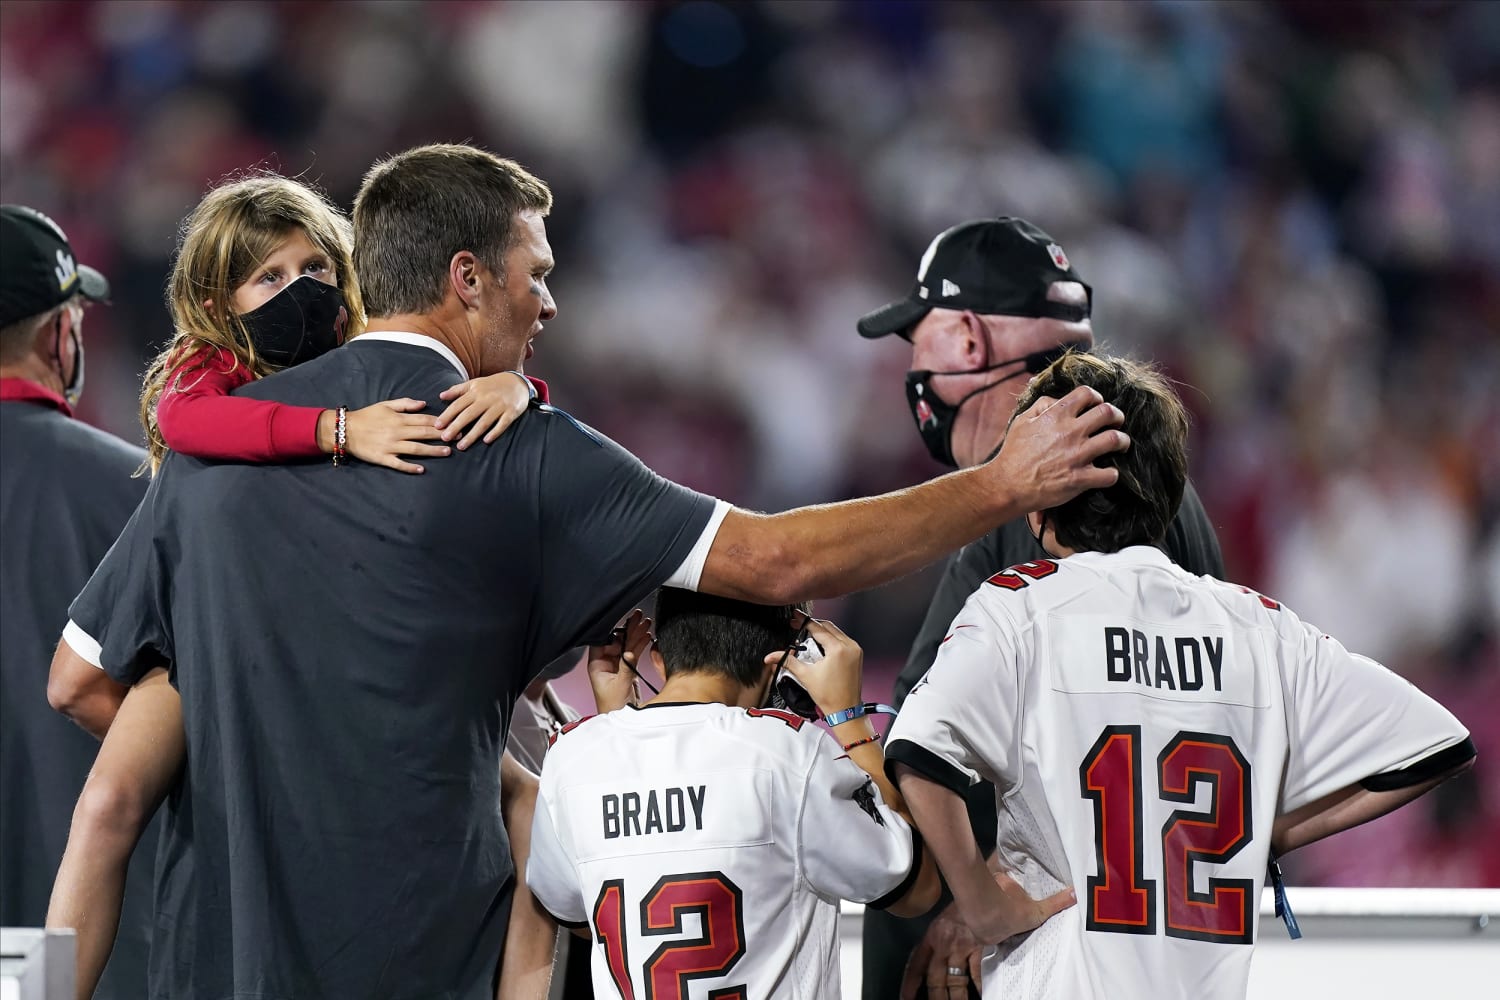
946 966 967 978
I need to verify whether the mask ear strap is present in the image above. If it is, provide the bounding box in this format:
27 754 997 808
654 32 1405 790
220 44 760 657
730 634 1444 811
1033 510 1058 559
51 309 79 397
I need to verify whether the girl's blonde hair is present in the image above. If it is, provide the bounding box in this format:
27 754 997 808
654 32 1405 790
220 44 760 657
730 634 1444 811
139 173 366 472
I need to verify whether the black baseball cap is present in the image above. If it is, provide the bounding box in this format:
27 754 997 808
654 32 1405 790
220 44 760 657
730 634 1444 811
857 216 1091 339
0 204 110 328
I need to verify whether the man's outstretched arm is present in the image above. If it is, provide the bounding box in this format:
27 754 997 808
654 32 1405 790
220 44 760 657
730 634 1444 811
700 387 1126 603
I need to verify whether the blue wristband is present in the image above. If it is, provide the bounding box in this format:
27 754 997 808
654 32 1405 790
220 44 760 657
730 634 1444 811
823 702 899 727
823 704 869 726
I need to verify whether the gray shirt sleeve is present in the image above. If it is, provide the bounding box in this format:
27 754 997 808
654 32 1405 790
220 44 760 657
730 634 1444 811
533 409 717 658
67 473 174 686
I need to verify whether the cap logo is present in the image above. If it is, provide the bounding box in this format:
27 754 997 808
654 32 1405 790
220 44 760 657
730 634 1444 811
54 250 79 293
918 286 929 299
1046 243 1070 270
915 397 935 428
941 278 960 298
916 230 947 282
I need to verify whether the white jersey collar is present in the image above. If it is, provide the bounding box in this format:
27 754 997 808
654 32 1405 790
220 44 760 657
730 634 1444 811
349 331 468 380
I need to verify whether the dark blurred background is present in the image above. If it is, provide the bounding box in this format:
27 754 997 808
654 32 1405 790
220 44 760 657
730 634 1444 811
2 0 1495 887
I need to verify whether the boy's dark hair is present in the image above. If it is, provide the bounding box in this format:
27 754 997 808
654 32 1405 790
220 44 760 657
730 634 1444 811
1011 351 1188 553
652 588 807 688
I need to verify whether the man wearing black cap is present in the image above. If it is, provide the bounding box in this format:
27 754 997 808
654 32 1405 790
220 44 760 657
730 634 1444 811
857 217 1224 1000
0 205 151 996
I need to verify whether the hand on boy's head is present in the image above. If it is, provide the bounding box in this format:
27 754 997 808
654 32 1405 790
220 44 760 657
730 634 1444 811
763 614 864 717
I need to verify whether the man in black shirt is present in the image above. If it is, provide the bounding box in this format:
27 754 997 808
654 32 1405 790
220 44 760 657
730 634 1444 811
0 204 150 998
56 147 1133 999
856 217 1224 999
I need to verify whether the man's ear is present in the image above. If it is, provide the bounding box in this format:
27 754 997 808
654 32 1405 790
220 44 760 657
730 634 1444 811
959 310 990 366
450 251 481 309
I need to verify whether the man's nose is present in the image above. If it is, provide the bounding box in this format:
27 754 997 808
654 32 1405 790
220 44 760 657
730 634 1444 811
540 286 557 321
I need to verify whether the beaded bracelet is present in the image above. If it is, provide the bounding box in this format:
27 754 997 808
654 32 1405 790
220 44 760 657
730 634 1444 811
332 405 347 466
841 735 881 752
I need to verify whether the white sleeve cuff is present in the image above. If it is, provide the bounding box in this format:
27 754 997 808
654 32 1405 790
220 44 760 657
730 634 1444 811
62 619 104 670
663 499 732 592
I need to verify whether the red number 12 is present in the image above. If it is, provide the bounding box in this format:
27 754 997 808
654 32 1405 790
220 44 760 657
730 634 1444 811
1079 726 1254 944
592 871 748 999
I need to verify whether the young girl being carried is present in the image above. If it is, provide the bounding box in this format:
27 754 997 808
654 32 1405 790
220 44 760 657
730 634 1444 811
47 174 545 999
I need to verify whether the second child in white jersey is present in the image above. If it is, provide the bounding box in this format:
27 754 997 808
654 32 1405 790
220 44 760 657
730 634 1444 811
529 592 1060 998
888 352 1475 1000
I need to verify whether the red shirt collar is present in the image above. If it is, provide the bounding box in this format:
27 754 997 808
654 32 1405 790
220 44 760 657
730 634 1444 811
0 377 73 417
526 376 550 404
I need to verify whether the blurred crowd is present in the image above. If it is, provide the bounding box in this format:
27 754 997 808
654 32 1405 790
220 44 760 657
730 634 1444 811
2 0 1496 887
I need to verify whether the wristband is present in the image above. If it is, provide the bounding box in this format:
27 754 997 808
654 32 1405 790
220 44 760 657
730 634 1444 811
502 370 538 401
332 405 348 467
823 702 898 727
841 735 880 752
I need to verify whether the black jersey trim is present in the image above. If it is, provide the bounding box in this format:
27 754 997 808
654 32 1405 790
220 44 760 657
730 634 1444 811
885 740 974 797
1360 737 1476 792
866 826 926 912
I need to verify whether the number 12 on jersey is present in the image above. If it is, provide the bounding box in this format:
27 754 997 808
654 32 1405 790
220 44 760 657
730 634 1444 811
1079 725 1254 944
593 871 748 999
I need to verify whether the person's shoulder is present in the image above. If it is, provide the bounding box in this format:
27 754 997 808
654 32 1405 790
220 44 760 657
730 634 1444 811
720 706 830 766
545 713 603 752
971 555 1074 615
28 410 146 476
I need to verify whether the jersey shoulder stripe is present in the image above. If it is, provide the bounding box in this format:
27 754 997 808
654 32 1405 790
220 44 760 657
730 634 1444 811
547 713 599 749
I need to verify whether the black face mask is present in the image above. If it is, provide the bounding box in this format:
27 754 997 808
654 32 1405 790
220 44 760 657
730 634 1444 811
905 343 1085 468
240 276 348 370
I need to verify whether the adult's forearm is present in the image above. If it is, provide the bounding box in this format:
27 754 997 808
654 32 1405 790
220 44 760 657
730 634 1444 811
700 385 1125 603
707 467 1015 603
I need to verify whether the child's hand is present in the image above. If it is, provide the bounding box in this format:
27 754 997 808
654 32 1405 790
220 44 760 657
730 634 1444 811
586 610 654 713
435 372 534 451
336 398 450 474
765 613 864 719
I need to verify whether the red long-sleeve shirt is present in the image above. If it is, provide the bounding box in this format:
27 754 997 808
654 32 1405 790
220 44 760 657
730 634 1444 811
156 346 324 461
156 344 552 463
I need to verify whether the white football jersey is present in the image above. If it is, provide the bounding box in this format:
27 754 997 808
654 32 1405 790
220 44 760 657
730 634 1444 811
887 545 1472 1000
528 701 918 999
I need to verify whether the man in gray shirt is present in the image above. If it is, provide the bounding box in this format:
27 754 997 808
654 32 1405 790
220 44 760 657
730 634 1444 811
0 204 150 998
59 144 1128 999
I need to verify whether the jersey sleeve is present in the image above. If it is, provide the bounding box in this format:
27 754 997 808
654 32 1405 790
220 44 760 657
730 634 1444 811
534 410 718 652
526 781 589 927
156 347 324 462
797 733 919 909
1278 610 1474 813
886 594 1023 796
66 474 174 685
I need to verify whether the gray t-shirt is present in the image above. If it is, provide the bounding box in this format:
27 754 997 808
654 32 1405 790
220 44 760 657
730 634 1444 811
0 392 152 1000
69 339 716 999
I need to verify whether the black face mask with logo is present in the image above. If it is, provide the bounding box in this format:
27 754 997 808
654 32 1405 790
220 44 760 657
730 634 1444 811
905 344 1085 468
240 276 349 370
